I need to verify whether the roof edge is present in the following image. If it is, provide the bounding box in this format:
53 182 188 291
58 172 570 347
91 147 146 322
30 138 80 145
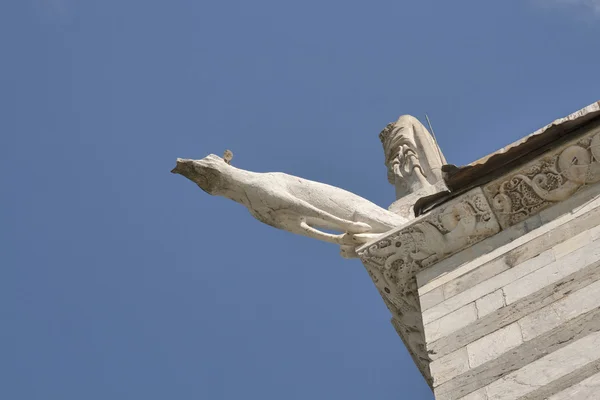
415 101 600 216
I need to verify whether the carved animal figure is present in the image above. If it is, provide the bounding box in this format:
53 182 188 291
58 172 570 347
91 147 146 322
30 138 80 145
171 154 407 257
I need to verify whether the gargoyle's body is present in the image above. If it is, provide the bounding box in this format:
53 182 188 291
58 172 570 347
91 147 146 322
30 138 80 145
172 155 406 257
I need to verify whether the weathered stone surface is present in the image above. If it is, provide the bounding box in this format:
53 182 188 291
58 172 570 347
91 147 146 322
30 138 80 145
518 360 600 399
475 290 505 319
458 388 488 400
390 316 433 386
423 251 555 325
420 286 445 311
436 306 600 399
428 258 600 360
545 369 600 400
443 259 509 301
417 218 535 293
429 347 470 386
425 303 478 343
519 276 600 341
552 230 591 259
412 104 600 396
425 219 600 395
466 323 523 369
503 238 600 304
484 124 600 229
484 330 600 400
591 224 600 241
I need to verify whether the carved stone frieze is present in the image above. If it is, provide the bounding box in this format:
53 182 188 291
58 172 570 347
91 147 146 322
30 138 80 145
357 187 500 382
484 128 600 228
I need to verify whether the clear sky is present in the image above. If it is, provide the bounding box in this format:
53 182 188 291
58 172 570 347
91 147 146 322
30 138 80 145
2 1 599 399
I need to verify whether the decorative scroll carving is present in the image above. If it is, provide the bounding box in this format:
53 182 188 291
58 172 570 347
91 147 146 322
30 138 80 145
485 131 600 228
357 188 500 381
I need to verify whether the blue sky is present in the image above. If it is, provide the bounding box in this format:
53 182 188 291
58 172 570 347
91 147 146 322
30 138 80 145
2 1 599 399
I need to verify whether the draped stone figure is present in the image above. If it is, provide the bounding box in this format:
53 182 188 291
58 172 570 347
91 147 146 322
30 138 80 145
380 115 446 198
379 115 447 218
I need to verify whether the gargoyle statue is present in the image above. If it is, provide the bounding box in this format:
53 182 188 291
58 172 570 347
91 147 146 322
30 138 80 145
172 154 407 258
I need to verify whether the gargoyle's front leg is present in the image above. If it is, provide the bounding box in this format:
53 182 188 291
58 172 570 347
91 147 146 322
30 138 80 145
289 198 380 252
299 218 356 245
299 220 384 259
293 199 373 234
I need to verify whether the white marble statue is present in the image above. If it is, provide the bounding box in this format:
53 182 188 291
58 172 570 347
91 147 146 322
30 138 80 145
171 154 407 258
380 115 446 199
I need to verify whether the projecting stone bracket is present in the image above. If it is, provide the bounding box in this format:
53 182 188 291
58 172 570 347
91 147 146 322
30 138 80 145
358 187 500 385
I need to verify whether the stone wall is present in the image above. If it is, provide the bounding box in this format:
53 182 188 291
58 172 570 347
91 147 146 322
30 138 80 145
420 184 600 399
358 103 600 399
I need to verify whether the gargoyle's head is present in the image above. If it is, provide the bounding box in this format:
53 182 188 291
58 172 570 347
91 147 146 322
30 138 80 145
171 154 229 195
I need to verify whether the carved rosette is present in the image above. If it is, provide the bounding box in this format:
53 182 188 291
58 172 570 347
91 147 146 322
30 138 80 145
357 188 500 382
485 130 600 228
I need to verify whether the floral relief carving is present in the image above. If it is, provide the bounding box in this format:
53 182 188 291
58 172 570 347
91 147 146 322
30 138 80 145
485 131 600 228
